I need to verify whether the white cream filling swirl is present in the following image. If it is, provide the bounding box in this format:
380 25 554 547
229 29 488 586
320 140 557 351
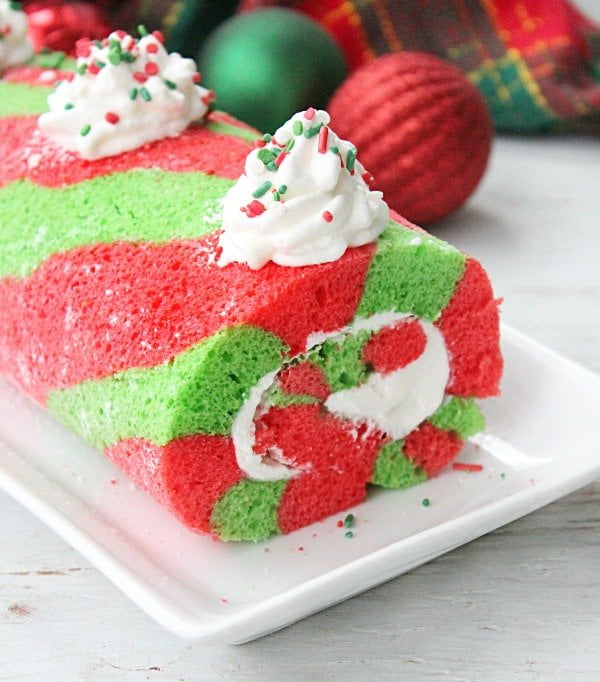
231 314 450 481
218 109 389 270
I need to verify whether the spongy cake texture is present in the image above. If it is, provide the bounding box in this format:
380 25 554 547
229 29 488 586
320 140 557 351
0 64 502 540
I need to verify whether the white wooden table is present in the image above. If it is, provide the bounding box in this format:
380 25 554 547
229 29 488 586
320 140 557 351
1 132 599 679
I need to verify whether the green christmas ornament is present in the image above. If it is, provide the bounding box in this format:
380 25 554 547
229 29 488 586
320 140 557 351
198 9 348 132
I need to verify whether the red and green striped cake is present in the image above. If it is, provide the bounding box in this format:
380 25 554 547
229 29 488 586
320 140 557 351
0 60 502 541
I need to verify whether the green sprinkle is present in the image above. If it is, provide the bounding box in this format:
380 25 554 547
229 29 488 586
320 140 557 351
422 498 430 507
80 124 91 137
123 52 137 63
267 161 278 172
345 531 354 539
273 191 280 202
343 513 354 528
278 184 287 194
285 138 295 152
272 147 281 156
346 148 357 171
262 133 272 142
501 472 506 479
9 1 22 10
138 24 149 37
129 87 138 100
108 51 122 66
252 181 272 199
64 103 74 110
139 86 152 102
304 122 323 139
257 148 275 165
94 60 105 69
329 145 339 154
293 120 303 135
76 63 87 75
164 79 177 90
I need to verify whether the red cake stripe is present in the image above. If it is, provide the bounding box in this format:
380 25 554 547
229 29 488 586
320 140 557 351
278 362 332 401
362 318 427 374
0 234 375 401
403 422 463 477
435 258 502 397
265 404 388 533
105 434 244 535
2 66 73 86
0 113 254 188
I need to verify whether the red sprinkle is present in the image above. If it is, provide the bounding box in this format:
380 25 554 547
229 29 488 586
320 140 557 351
152 30 165 43
362 171 375 186
146 43 158 54
220 597 228 604
322 211 333 222
305 107 316 120
105 111 120 125
87 63 100 76
318 125 329 154
298 546 304 552
336 520 344 528
201 90 215 106
125 37 136 51
275 151 288 167
192 72 202 83
75 38 92 58
253 139 266 148
452 462 484 472
133 71 148 83
242 200 266 218
115 30 126 39
145 62 159 76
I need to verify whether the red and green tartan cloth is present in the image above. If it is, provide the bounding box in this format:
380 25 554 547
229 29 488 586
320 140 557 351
240 0 600 133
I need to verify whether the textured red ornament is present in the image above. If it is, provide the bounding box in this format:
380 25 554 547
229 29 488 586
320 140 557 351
328 52 493 224
25 1 114 56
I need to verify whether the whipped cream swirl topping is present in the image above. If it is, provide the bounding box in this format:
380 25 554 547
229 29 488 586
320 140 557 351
218 108 389 269
0 1 33 70
38 28 214 160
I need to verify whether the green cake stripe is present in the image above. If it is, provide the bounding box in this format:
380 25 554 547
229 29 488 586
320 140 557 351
357 222 466 321
206 119 260 143
429 397 485 439
0 169 234 279
0 81 51 117
47 325 288 449
211 479 287 541
370 440 427 489
309 329 372 392
265 389 319 409
29 51 77 71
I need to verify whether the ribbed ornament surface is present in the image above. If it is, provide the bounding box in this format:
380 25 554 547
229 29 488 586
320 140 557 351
328 52 493 224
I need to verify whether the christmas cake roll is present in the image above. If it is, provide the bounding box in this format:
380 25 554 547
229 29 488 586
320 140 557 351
0 19 502 540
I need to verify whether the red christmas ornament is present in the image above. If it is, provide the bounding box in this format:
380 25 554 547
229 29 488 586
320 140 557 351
25 1 114 56
328 52 493 224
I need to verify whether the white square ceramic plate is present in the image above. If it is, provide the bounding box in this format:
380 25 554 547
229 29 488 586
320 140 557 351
0 324 599 643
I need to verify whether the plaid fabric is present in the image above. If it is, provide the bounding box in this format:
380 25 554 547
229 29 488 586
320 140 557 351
240 0 600 132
